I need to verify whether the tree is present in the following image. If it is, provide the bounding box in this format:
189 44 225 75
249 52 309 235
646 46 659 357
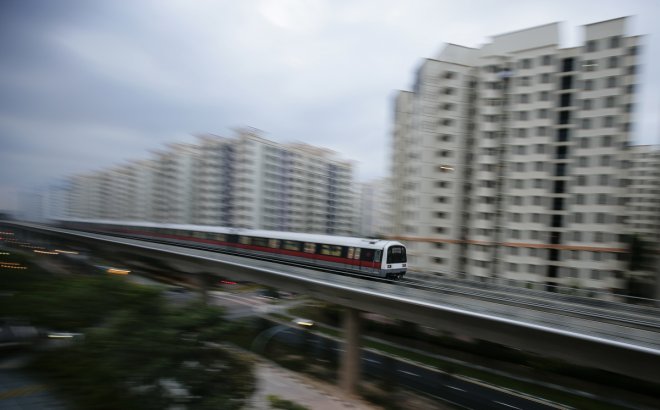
627 234 653 272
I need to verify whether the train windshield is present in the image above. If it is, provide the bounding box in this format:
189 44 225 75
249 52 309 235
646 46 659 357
386 246 407 264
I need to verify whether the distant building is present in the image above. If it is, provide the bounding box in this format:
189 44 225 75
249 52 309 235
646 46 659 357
390 17 644 293
44 182 70 220
17 190 45 222
356 178 393 238
62 128 356 236
231 128 355 235
627 145 660 243
151 144 197 224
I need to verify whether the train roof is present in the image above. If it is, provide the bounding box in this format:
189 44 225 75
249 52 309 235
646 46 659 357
56 218 404 249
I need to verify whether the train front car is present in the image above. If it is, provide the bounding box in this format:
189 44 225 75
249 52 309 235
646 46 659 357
381 241 407 279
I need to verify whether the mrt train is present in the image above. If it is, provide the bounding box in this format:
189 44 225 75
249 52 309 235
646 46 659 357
57 220 408 280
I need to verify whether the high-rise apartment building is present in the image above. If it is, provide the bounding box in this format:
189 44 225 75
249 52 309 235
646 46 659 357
192 135 235 226
391 17 643 291
232 129 354 235
62 129 356 236
151 144 197 224
356 178 394 238
627 145 660 243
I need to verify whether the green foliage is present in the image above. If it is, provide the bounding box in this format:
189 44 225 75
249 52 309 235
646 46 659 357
627 234 652 271
4 274 163 330
267 394 310 410
31 298 255 409
5 262 256 410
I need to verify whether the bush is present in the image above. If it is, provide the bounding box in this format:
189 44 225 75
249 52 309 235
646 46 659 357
267 395 310 410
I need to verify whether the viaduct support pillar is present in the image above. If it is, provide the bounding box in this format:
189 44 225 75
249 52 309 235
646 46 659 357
339 307 362 394
195 272 210 306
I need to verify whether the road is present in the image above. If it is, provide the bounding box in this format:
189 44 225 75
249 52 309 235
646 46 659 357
270 327 562 410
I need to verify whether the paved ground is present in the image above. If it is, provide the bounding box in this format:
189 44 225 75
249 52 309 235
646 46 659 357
247 359 379 410
0 356 67 410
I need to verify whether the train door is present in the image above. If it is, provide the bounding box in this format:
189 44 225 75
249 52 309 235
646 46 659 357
374 250 382 274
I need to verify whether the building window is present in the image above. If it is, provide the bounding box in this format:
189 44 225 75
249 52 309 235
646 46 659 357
586 40 597 52
583 79 593 91
542 55 553 65
562 57 574 72
606 76 617 88
604 96 616 108
609 36 621 48
560 75 573 89
607 56 619 69
555 163 567 176
582 59 597 71
557 128 569 142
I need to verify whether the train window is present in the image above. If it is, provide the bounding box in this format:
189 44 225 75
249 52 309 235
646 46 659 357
304 242 316 253
239 236 251 245
354 248 361 260
193 231 205 239
320 244 342 257
215 233 227 242
360 249 375 261
282 240 301 251
268 239 280 248
347 247 354 259
253 237 268 247
375 250 382 262
387 246 407 264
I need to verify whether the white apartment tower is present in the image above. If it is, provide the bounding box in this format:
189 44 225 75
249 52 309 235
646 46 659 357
63 129 355 236
192 135 235 226
151 144 197 224
233 128 354 235
356 178 394 238
391 17 642 291
627 145 660 243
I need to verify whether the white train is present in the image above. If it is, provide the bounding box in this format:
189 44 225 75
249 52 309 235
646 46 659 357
58 220 408 280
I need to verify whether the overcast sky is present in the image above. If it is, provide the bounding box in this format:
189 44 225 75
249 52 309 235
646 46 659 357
1 0 659 211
